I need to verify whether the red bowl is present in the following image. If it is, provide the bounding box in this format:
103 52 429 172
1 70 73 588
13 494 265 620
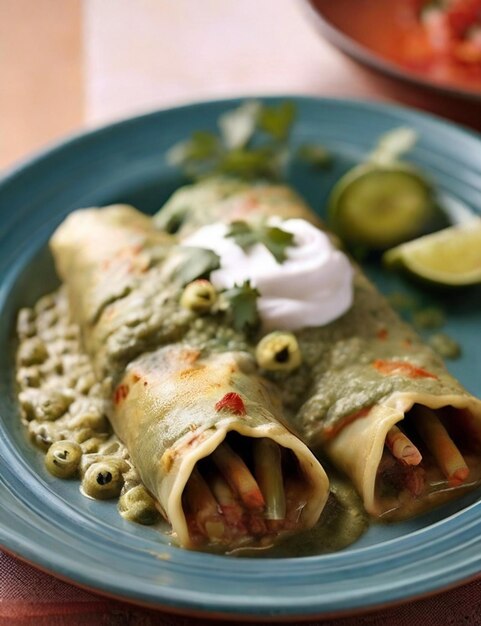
304 0 481 103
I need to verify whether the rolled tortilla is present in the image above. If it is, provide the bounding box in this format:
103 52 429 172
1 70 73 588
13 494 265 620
51 205 191 378
50 202 329 549
155 176 322 235
293 268 481 518
157 178 481 519
112 344 328 548
52 204 174 328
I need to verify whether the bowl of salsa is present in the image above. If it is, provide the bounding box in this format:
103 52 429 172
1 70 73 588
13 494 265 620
305 0 481 101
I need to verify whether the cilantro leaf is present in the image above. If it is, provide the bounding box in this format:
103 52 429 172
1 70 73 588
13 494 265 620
222 281 260 332
257 102 296 142
167 131 222 178
218 100 261 149
226 220 295 263
262 225 295 263
215 146 284 180
168 246 220 286
368 127 418 166
166 100 297 182
297 144 332 169
225 220 259 250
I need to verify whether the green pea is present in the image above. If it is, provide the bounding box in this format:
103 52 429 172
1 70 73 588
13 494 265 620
35 390 73 421
80 435 109 454
18 337 48 366
82 461 124 500
36 308 58 331
29 422 59 451
17 308 36 339
45 441 82 478
35 293 55 314
63 324 79 340
256 331 302 372
75 373 96 394
99 440 122 455
19 389 39 421
118 485 160 525
17 367 41 389
69 405 109 433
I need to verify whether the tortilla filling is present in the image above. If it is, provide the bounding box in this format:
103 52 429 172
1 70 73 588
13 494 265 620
181 432 313 548
376 405 481 517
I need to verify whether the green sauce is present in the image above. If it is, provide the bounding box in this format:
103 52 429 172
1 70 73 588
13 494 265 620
16 288 159 526
16 287 368 555
230 472 368 558
429 332 462 360
273 272 464 442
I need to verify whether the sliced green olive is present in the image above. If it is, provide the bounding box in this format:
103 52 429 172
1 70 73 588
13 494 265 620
45 441 82 478
82 461 124 500
255 331 302 372
118 484 160 525
180 279 217 313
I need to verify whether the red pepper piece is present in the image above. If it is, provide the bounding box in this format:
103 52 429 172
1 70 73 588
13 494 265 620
215 392 247 416
373 359 438 380
113 384 129 405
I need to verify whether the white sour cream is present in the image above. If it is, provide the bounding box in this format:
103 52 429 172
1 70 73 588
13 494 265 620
183 218 354 331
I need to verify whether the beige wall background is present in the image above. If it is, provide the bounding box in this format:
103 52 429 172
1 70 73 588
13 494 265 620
83 0 349 124
0 0 83 168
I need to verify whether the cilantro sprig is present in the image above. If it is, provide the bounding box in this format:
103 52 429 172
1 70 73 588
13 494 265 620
221 281 260 332
297 144 332 169
226 220 295 264
167 246 220 286
167 100 296 181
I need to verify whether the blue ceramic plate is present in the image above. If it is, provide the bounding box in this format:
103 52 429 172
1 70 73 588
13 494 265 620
1 97 481 620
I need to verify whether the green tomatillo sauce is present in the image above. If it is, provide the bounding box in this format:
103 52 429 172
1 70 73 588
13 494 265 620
15 287 368 556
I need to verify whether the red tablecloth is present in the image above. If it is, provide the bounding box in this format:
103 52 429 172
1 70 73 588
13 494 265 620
1 550 481 626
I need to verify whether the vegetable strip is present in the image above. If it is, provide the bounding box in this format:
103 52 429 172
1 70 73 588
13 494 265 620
253 438 286 520
210 471 247 533
413 406 470 485
183 468 225 541
212 442 266 511
386 425 422 466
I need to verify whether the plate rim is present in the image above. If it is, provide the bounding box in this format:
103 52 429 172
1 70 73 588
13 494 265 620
1 95 481 619
2 93 481 186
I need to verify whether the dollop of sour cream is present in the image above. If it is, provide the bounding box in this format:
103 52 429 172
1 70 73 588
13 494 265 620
184 218 354 331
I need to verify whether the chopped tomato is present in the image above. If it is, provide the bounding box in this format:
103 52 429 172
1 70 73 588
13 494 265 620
215 392 247 416
113 384 129 405
373 359 438 379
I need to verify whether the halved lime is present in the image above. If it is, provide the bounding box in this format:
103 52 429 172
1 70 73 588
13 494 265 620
383 218 481 286
328 164 436 249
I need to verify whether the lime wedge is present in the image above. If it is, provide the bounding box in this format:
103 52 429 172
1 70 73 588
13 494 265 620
383 219 481 286
328 164 436 249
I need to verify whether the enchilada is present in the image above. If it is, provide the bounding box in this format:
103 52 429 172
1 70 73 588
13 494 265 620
49 203 329 549
157 178 481 519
